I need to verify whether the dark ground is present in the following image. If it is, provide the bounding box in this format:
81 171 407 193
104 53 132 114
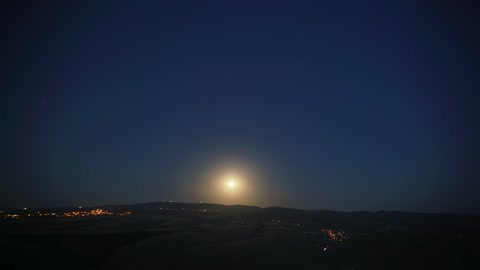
1 202 479 270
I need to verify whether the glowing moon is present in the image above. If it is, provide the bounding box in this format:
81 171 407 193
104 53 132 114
214 170 251 204
223 175 240 193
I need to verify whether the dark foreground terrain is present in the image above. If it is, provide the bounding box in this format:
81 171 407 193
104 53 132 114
1 202 479 270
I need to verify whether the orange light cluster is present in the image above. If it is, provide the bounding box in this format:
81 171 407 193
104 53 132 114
2 214 19 219
62 208 114 217
320 228 348 242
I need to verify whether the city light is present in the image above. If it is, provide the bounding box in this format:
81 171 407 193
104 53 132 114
2 208 132 219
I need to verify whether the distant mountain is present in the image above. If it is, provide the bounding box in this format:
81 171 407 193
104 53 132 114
6 201 478 233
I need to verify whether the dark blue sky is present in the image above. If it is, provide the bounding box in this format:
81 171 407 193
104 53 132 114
2 0 479 213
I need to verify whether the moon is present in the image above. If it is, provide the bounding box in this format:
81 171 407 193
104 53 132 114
224 175 239 192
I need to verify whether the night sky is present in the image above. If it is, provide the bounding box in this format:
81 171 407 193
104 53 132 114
2 0 479 213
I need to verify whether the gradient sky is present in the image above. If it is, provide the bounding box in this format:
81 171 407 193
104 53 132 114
2 0 479 213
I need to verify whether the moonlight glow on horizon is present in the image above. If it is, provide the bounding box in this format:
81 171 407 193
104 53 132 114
197 160 272 207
